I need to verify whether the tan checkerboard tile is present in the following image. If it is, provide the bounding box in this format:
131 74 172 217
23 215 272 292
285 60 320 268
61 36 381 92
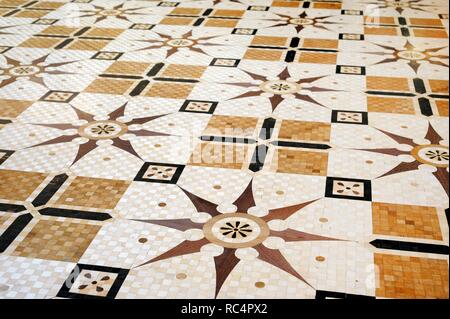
367 96 415 114
13 219 100 262
272 149 328 176
302 39 339 50
105 61 153 76
436 100 448 117
412 28 448 38
19 37 62 48
85 78 136 95
204 18 238 28
211 9 244 17
189 142 249 169
366 76 410 92
66 39 109 51
39 26 79 36
278 120 331 142
170 7 203 16
0 100 32 118
297 52 337 64
251 36 289 47
55 176 130 210
244 49 283 61
203 115 259 137
160 17 195 25
161 64 207 79
372 202 442 240
364 27 398 36
375 254 449 299
313 2 341 9
429 80 448 94
0 170 47 201
144 82 194 99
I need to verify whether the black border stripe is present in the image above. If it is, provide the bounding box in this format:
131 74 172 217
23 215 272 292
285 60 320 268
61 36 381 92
32 174 68 207
370 239 449 255
39 208 112 221
0 213 33 253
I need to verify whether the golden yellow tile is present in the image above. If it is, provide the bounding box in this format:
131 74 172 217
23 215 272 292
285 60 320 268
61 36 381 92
364 27 398 36
372 202 442 240
366 76 410 91
13 219 100 262
29 1 64 9
204 18 238 28
0 100 32 118
85 78 136 95
161 64 207 79
66 39 109 51
105 61 153 76
39 26 79 36
273 149 328 176
429 80 448 94
84 28 124 38
364 16 396 25
251 36 288 46
297 52 337 64
211 9 244 17
0 170 47 201
272 1 300 8
367 96 415 114
56 176 130 210
19 37 62 48
302 38 339 49
279 120 331 142
313 2 341 9
375 254 449 299
244 49 283 61
204 115 259 136
14 9 51 18
189 142 249 169
144 82 194 99
160 17 195 25
0 0 30 6
170 7 203 15
412 28 448 38
435 100 449 117
409 18 443 27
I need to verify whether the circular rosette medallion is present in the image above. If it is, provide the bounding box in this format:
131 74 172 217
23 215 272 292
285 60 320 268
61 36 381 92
412 144 449 168
397 50 426 60
8 65 40 77
78 121 128 140
260 80 300 95
166 39 194 47
203 213 270 249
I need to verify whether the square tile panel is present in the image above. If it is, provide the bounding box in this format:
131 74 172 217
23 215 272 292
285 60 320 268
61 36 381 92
375 254 448 299
278 120 331 142
325 177 372 201
0 170 47 201
180 100 218 114
57 264 128 299
210 58 240 67
272 149 329 176
55 177 130 210
332 110 368 125
134 162 185 184
13 219 100 262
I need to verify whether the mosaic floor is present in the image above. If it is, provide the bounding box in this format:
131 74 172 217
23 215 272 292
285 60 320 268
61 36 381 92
0 0 448 300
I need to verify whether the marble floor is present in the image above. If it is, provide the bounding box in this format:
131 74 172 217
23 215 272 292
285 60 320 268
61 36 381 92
0 0 448 299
